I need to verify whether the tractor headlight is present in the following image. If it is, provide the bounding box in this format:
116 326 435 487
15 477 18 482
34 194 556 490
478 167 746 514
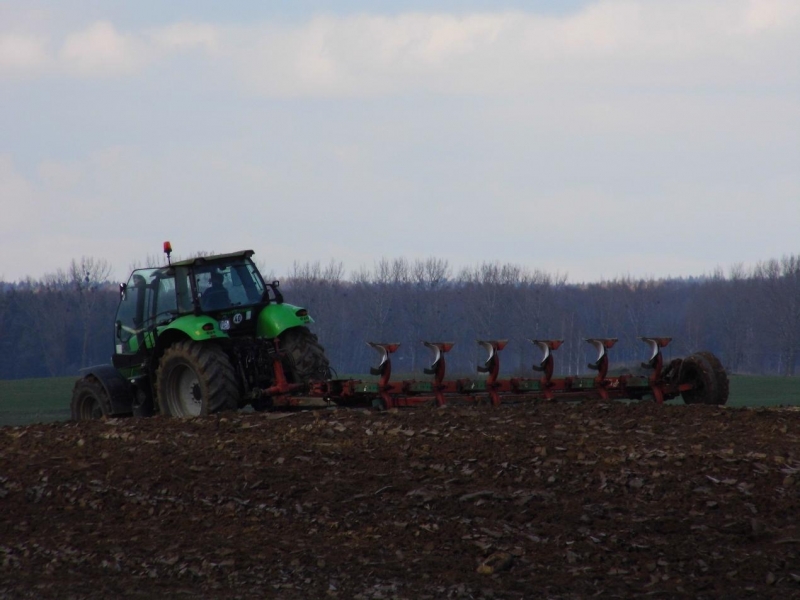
219 319 231 331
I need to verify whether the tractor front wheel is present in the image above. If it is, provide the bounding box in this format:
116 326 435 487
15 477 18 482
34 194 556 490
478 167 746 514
679 351 729 405
71 377 111 421
156 341 239 418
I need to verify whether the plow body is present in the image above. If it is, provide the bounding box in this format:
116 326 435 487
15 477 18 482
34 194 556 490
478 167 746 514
255 336 729 409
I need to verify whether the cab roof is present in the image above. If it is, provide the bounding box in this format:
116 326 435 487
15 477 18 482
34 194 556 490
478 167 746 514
168 250 255 268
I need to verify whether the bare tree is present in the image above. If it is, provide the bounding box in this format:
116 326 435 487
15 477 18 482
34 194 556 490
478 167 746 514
756 255 800 375
70 257 113 369
128 253 165 272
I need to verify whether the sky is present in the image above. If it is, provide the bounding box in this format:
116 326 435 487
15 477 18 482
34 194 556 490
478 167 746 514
1 0 798 283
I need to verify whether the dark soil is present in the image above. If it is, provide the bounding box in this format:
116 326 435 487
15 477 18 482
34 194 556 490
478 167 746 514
1 401 799 599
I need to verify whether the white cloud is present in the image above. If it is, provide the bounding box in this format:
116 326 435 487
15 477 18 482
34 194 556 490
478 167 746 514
0 150 160 281
37 160 83 190
0 1 796 92
0 155 37 234
0 33 48 71
149 22 220 54
59 21 150 75
224 1 800 97
1 20 219 78
742 0 800 32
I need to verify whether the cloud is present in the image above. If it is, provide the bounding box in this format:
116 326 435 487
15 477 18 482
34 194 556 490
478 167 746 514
223 1 800 97
59 21 150 75
1 1 797 92
2 20 220 78
0 150 162 281
0 155 37 233
149 22 220 54
37 159 83 190
742 0 800 32
0 33 49 71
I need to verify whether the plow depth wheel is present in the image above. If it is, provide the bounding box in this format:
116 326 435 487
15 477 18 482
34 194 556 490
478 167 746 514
679 351 729 406
156 341 239 417
71 377 111 421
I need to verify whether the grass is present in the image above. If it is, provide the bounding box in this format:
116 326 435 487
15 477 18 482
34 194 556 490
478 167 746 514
727 374 800 408
0 376 76 426
0 373 798 427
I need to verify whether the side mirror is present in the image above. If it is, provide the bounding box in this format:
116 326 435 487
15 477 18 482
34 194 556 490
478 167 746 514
271 280 284 304
119 282 127 300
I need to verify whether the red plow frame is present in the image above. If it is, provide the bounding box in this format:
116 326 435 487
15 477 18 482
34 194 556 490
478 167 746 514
256 336 729 409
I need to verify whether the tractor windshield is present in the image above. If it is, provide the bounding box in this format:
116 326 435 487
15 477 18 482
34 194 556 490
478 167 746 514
194 259 265 312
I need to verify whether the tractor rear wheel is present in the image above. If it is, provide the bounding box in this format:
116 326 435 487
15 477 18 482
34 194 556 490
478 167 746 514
156 341 239 418
279 327 332 384
71 377 111 421
679 351 729 405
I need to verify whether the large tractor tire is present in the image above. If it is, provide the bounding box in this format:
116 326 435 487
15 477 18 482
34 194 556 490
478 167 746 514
71 377 112 421
279 327 332 384
679 351 729 405
156 341 239 418
697 351 730 402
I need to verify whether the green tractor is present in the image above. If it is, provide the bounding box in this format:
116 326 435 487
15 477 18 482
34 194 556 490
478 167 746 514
71 243 331 420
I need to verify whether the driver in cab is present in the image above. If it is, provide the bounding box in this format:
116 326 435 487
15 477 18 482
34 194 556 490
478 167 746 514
201 270 231 310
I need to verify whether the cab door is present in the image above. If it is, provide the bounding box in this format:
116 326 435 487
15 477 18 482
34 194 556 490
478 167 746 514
112 271 152 371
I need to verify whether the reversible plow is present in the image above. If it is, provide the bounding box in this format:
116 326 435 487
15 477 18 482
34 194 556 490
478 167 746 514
257 337 730 410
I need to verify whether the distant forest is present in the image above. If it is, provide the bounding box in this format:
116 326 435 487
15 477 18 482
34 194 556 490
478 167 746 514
1 254 798 380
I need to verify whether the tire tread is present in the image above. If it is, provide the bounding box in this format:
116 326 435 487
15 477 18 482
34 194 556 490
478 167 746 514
156 341 239 417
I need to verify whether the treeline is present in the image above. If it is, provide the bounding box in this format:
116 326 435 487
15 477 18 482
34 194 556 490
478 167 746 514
1 255 798 380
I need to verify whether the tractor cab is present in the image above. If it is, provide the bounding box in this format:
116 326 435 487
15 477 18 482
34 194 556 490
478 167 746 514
112 250 275 363
190 255 267 312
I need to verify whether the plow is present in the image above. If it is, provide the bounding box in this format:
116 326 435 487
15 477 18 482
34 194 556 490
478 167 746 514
256 336 729 409
71 244 729 420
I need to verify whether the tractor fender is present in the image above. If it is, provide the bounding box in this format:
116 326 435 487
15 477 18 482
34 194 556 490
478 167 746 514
160 315 229 341
257 303 314 339
78 365 135 416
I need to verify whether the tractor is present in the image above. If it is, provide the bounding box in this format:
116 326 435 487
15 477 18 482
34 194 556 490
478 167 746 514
71 243 330 420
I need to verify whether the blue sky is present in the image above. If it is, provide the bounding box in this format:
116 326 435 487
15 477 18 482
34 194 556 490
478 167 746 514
1 0 798 282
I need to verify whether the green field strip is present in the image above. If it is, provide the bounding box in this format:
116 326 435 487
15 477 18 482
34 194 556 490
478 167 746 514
0 374 798 427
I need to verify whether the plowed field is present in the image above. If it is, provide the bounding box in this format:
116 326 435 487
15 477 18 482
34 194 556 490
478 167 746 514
1 401 799 599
